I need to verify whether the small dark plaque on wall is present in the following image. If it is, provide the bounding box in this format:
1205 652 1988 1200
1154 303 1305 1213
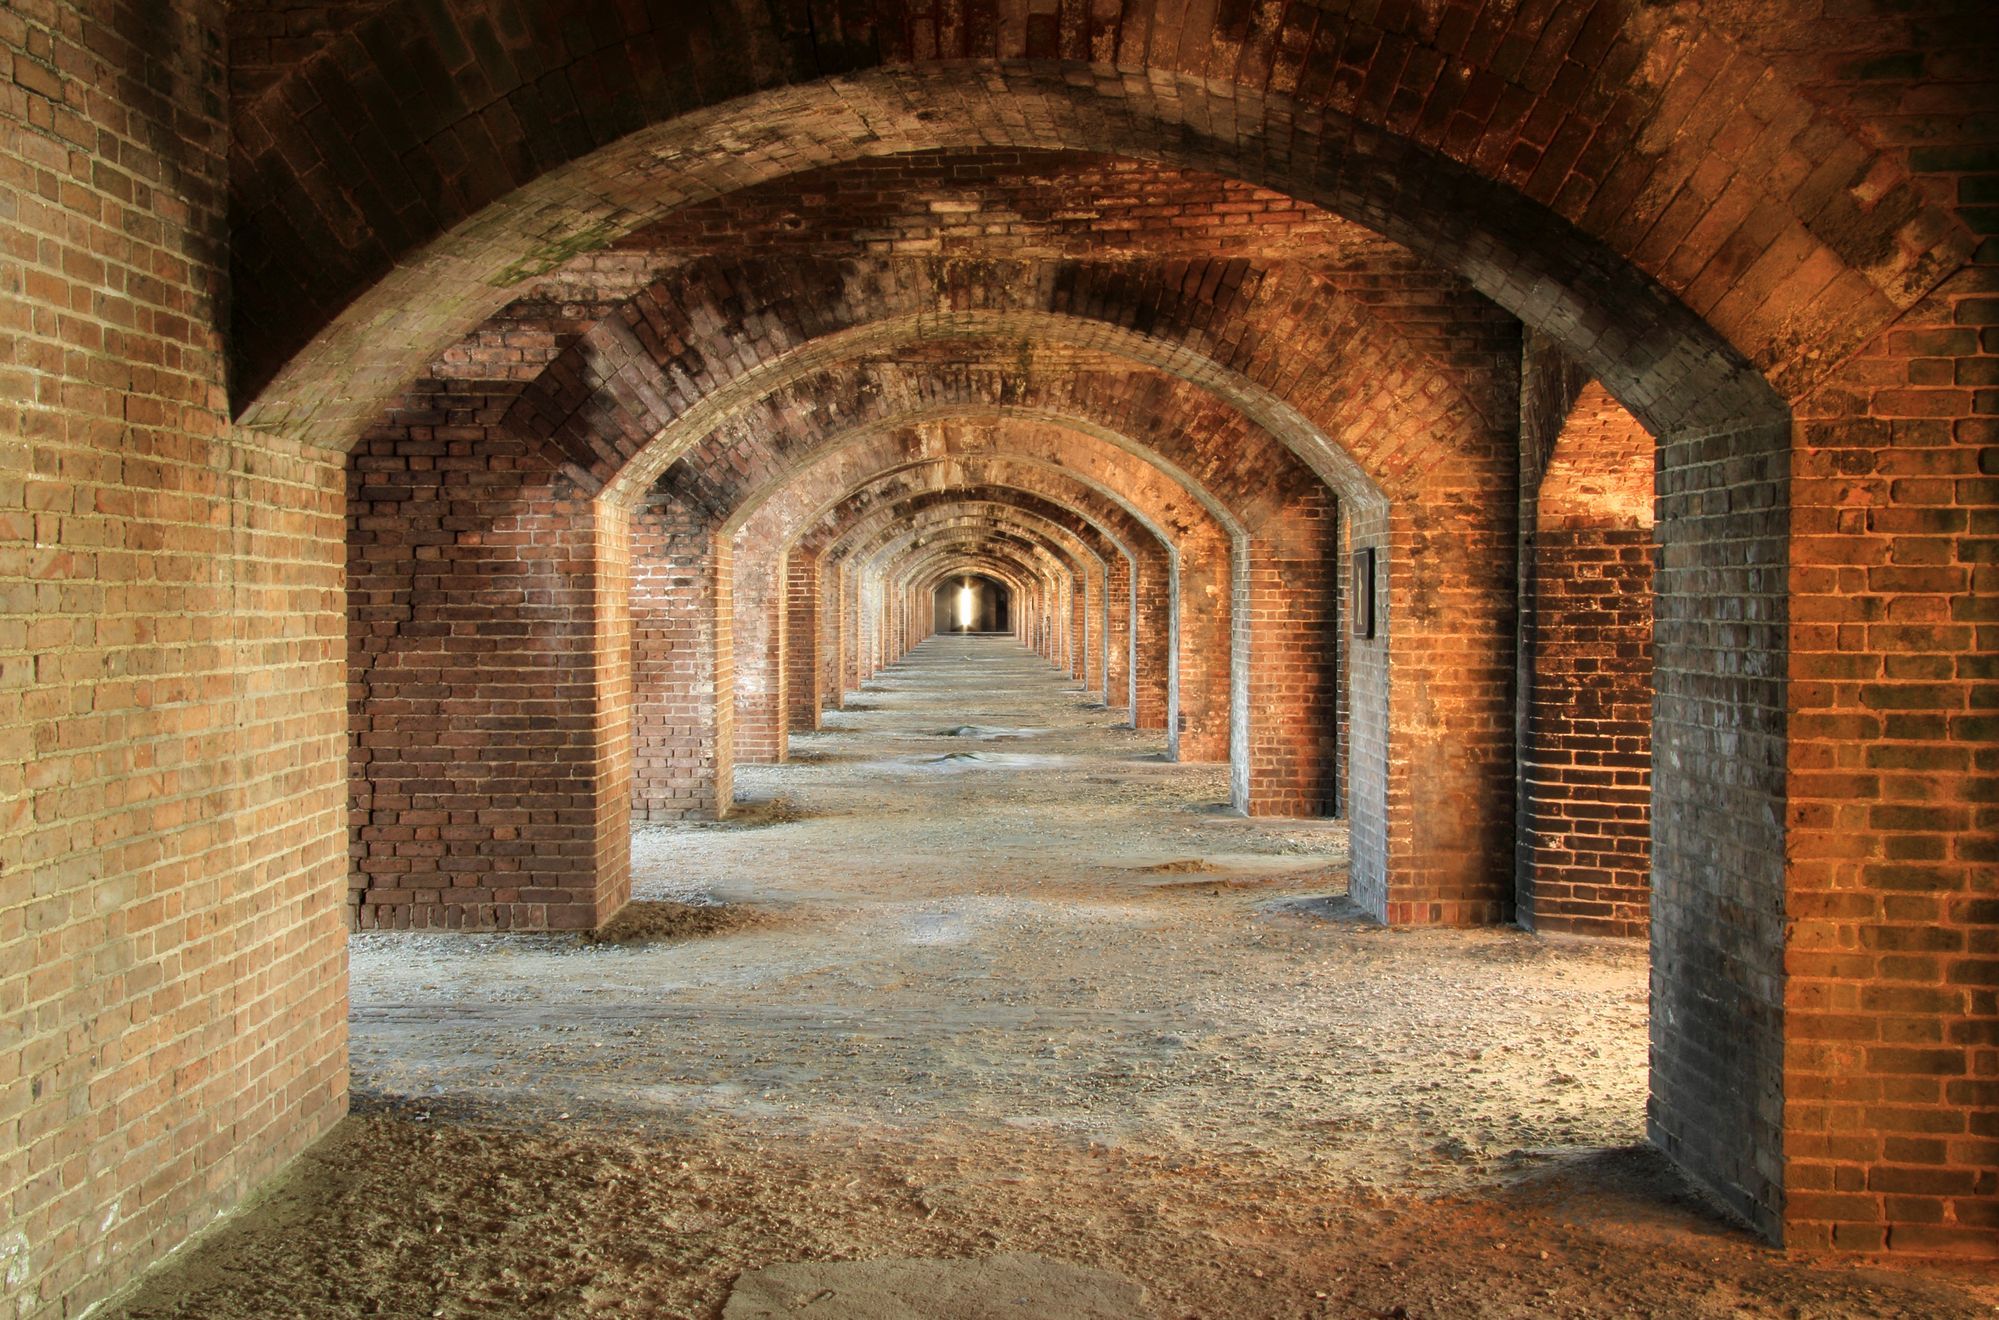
1352 547 1376 639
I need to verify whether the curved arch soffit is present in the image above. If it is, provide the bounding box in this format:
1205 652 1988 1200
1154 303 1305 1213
896 547 1050 603
725 399 1251 544
843 502 1108 583
876 525 1065 580
599 312 1328 518
242 61 1879 445
865 520 1080 583
783 450 1182 564
809 487 1122 577
918 561 1034 606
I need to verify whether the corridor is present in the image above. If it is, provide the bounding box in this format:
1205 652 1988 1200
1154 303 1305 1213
107 641 1991 1317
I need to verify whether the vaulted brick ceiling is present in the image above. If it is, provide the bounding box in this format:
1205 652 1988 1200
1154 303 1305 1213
351 145 1517 562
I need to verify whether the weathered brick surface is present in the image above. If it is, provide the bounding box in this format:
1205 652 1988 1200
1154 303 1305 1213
1784 254 1998 1257
2 5 346 1317
6 13 1992 1320
501 252 1515 895
225 3 1962 450
630 497 732 821
1516 356 1655 940
347 391 626 928
784 552 820 733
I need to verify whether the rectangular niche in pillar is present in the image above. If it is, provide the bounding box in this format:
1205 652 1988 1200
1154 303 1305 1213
1352 547 1376 639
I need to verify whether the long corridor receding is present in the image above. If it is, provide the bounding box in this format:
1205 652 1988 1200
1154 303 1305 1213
12 6 1997 1314
350 633 1644 1165
109 639 1990 1317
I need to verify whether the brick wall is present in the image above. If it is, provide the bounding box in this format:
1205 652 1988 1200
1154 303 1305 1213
117 0 1988 1268
784 552 820 733
1243 490 1342 817
1516 361 1655 939
630 498 731 821
731 526 788 766
1784 259 1997 1255
1 5 347 1316
347 390 623 930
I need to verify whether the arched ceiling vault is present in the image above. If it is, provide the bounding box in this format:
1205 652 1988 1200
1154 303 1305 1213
887 538 1060 600
856 510 1089 583
799 484 1130 581
511 254 1494 514
781 466 1153 577
231 3 1963 444
838 502 1106 587
734 420 1231 560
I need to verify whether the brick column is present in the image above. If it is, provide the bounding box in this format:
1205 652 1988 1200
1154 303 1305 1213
732 535 787 765
630 498 732 820
1242 490 1341 817
786 550 820 733
1175 532 1233 763
1783 263 1997 1257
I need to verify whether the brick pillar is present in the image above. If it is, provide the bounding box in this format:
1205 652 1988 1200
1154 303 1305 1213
841 563 861 694
821 555 846 710
1242 490 1341 817
1175 533 1233 763
1105 552 1132 710
349 430 625 932
1377 458 1519 927
630 498 732 820
1783 263 1997 1257
786 550 819 733
1132 549 1172 730
732 534 787 765
1080 558 1104 695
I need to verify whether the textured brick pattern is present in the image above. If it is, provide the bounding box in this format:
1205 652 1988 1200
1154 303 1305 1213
2 5 346 1317
1518 373 1655 939
5 12 1994 1320
347 392 624 930
1784 254 1997 1256
224 3 1964 452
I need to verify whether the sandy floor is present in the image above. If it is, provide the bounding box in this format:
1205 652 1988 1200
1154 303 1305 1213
110 637 1997 1318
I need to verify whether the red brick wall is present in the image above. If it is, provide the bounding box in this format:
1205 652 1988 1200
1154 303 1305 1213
731 528 788 765
2 5 347 1316
1243 490 1342 817
1785 257 1998 1256
347 390 623 930
1518 374 1655 939
785 552 820 733
1105 552 1133 712
202 0 1991 1265
630 499 732 821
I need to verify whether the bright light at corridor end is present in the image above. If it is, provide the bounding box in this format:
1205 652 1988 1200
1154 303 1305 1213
957 580 975 630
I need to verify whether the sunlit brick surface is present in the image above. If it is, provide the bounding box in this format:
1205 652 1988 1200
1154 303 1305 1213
7 5 1995 1315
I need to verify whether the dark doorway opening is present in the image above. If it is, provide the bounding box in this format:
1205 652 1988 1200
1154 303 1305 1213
934 574 1010 633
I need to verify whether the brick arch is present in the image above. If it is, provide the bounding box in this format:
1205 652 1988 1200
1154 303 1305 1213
271 5 1965 1243
504 256 1452 512
891 535 1072 661
811 497 1108 731
585 420 1254 826
231 4 1961 447
774 457 1170 720
877 529 1068 660
726 424 1241 767
829 488 1122 697
723 441 1225 769
832 495 1110 690
915 560 1038 638
748 441 1343 819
